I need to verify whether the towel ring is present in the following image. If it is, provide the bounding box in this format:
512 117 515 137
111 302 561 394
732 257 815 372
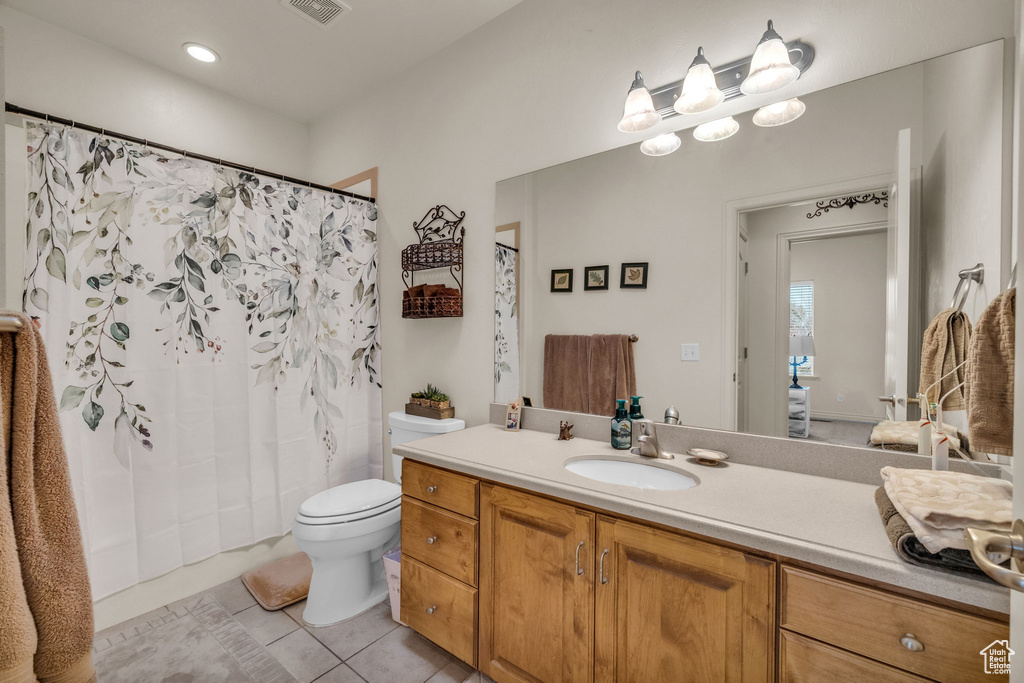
950 263 984 312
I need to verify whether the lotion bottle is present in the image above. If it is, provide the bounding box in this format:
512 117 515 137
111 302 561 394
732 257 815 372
611 399 632 450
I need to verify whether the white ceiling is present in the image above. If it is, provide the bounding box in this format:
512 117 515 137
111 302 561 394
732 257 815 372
0 0 521 123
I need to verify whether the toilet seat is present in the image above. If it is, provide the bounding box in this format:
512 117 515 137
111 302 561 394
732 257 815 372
296 479 401 526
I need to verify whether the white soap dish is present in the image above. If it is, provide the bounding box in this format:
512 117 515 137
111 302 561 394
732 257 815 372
687 448 729 467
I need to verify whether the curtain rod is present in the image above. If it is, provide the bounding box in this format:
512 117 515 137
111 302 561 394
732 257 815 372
5 103 376 204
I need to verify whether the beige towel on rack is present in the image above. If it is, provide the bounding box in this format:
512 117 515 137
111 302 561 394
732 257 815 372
0 312 95 683
587 334 637 417
918 308 972 409
965 288 1015 456
543 335 591 413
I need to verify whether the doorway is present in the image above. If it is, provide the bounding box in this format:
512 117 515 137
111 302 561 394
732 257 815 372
737 197 889 445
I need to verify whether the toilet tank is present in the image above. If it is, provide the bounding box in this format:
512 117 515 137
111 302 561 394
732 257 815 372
388 411 465 482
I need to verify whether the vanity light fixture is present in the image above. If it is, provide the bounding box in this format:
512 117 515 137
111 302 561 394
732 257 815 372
740 20 800 95
617 71 662 133
693 116 739 142
674 47 724 115
752 97 806 127
640 132 682 157
183 43 220 63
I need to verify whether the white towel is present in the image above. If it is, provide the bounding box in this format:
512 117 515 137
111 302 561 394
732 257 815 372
871 420 961 450
880 466 1011 555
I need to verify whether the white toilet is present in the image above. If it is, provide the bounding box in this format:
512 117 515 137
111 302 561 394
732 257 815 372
293 411 465 626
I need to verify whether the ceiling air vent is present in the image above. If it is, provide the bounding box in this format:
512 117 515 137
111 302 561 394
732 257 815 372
280 0 351 29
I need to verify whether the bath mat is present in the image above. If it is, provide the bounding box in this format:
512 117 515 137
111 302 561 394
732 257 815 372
242 552 313 611
93 596 295 683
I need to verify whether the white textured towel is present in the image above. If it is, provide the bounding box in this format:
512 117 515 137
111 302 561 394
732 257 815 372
880 467 1012 555
871 420 960 450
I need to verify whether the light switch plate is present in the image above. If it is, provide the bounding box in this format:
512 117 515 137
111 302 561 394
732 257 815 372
681 344 700 362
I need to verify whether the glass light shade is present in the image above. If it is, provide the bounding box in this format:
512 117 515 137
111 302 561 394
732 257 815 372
752 98 806 127
184 43 219 63
693 116 739 142
740 21 799 95
674 47 724 115
640 132 681 156
617 71 661 133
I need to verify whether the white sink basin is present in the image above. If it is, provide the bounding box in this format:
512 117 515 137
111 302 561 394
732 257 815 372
564 458 698 491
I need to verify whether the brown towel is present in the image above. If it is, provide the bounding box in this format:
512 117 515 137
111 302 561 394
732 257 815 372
1 312 95 683
965 289 1015 456
241 552 312 611
588 334 637 417
542 334 636 415
874 486 993 579
919 308 972 409
543 335 591 413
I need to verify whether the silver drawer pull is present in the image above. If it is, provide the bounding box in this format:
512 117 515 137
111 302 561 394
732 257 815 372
426 536 437 544
426 605 436 615
575 541 585 576
599 548 610 585
426 485 437 493
900 633 924 652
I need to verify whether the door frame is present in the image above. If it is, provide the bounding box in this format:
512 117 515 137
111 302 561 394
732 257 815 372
769 220 888 437
721 171 893 431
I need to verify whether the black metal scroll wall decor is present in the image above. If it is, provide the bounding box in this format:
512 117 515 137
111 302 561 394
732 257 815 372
806 191 889 219
401 205 466 319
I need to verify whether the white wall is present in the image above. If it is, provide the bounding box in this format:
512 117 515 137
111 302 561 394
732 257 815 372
0 5 312 629
790 232 889 422
745 201 889 436
497 61 921 428
307 0 1015 468
921 40 1011 322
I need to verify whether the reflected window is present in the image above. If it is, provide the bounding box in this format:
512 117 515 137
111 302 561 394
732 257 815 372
789 280 814 375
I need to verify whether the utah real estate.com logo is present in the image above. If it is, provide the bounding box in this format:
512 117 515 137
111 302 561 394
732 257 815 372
981 640 1013 675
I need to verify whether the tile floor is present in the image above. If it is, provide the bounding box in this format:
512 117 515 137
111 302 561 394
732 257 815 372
93 578 492 683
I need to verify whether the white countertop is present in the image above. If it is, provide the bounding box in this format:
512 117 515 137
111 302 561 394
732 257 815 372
395 423 1010 614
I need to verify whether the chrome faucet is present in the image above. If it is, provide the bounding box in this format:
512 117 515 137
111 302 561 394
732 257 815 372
632 420 674 460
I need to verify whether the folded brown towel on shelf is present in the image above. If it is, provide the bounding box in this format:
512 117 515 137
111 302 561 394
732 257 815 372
919 308 972 409
874 486 991 579
543 335 591 413
1 312 95 683
965 288 1015 456
422 284 445 298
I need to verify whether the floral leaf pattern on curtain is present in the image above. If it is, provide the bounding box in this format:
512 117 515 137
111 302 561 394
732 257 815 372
23 121 383 598
24 121 380 462
494 244 519 403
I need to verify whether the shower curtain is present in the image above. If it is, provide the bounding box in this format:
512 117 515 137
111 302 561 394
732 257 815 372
22 122 382 599
494 244 519 403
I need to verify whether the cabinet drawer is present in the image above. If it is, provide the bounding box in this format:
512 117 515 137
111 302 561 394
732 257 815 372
403 460 479 518
401 555 477 667
781 566 1008 682
780 631 928 682
402 496 478 586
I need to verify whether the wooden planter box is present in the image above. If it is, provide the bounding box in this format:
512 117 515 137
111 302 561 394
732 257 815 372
405 403 456 420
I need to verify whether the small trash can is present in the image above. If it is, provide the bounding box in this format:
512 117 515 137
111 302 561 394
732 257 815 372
383 547 405 625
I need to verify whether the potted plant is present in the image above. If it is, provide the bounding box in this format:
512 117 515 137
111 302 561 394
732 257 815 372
410 384 450 409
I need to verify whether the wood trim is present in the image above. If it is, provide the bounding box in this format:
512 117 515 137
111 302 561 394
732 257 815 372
331 166 378 202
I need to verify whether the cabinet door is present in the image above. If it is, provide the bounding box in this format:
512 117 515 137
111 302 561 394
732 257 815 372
479 484 594 683
595 517 775 683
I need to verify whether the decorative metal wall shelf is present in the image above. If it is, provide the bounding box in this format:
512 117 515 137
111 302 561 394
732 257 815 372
806 191 888 219
402 205 466 319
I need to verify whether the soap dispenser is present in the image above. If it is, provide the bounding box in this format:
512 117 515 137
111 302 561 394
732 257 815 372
611 399 632 450
629 396 644 421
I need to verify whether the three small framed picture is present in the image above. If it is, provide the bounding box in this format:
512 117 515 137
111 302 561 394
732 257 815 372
549 263 648 292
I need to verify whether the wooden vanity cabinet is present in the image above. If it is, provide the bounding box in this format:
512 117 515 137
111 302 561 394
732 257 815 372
478 485 774 683
595 516 775 682
479 484 595 683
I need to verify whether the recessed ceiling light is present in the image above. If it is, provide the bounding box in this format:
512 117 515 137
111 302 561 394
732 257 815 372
183 43 219 63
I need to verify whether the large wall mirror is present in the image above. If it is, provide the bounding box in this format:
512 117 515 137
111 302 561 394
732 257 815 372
493 39 1013 457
